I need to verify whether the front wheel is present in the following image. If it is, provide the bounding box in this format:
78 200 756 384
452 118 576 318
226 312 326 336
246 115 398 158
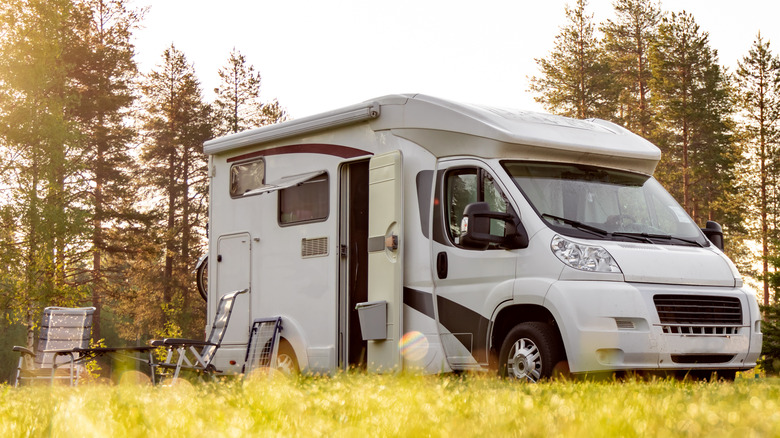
498 322 564 382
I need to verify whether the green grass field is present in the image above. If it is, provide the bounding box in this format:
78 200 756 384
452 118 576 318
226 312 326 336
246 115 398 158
2 373 779 437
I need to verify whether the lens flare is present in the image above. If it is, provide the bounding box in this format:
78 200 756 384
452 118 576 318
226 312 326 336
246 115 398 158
399 331 429 362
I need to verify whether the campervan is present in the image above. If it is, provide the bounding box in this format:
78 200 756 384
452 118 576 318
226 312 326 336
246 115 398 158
201 94 761 380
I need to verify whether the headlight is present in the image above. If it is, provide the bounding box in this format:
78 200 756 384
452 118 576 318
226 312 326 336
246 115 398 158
551 235 622 273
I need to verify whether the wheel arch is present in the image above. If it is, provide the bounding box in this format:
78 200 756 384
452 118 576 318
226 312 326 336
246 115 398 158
489 304 566 368
274 316 309 370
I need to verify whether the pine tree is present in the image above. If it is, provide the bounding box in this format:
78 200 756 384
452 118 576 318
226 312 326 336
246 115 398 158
213 48 287 136
734 34 780 305
136 45 211 338
0 0 93 347
649 11 740 236
530 0 617 119
601 0 662 137
69 0 144 342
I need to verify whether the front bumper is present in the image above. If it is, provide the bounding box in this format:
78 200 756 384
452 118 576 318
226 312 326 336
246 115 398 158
544 281 762 373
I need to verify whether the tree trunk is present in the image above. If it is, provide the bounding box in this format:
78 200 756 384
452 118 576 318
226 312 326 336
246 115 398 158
164 145 177 304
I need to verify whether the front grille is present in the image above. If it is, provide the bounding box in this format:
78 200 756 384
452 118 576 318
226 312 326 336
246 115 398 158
654 295 742 325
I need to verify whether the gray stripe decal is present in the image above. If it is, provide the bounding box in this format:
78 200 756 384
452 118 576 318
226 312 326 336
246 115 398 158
403 286 491 363
403 287 435 318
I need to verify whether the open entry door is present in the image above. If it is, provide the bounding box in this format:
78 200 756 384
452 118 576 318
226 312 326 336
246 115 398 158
366 150 403 372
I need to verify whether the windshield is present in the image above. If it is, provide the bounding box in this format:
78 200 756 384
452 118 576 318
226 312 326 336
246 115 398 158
503 161 708 246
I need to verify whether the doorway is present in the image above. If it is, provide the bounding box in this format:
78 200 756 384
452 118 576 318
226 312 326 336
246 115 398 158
339 160 369 369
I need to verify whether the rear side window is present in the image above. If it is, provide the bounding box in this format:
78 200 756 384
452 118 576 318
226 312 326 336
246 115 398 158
279 174 329 225
230 158 266 197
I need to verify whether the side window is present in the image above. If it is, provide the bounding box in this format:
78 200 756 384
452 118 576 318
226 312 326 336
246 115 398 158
445 167 511 247
279 173 329 225
230 158 266 197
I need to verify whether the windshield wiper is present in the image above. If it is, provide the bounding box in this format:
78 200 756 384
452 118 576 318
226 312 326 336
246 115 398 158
666 235 705 247
541 213 608 236
611 232 704 247
610 232 655 244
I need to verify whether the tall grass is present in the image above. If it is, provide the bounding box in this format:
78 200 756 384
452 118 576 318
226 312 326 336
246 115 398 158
1 373 778 437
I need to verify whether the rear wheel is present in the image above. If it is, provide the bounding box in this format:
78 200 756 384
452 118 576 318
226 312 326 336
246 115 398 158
498 322 564 382
276 339 299 375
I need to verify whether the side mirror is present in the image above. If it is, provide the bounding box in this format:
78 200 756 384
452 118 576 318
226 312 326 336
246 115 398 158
701 221 724 250
459 202 528 250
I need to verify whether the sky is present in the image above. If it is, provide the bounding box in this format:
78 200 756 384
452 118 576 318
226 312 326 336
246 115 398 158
132 0 780 120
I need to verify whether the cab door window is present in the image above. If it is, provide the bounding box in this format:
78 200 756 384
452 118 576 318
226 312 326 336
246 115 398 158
446 169 478 243
445 168 509 247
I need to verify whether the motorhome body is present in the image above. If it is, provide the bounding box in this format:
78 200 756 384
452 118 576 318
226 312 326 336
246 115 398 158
203 94 762 380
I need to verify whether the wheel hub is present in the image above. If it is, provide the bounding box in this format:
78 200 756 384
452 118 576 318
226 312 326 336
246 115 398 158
276 353 295 375
508 338 542 382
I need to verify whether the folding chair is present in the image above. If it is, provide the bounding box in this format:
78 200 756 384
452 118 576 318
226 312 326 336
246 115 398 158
12 307 96 386
242 317 282 377
151 288 248 382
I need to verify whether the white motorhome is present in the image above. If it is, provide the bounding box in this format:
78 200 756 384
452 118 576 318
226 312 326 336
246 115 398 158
201 94 762 380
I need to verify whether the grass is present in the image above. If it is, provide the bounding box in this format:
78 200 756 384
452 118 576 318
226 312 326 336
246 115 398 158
1 372 779 437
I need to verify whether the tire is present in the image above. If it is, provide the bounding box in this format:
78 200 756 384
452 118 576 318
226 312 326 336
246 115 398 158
276 339 299 375
196 256 208 301
498 322 564 382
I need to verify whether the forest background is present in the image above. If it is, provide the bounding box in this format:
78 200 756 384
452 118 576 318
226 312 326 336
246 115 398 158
2 0 780 381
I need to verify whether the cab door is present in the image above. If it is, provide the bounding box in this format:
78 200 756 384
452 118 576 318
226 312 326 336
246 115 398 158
431 160 518 368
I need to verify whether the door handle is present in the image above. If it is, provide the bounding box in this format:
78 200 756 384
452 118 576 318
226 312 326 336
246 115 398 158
436 252 448 279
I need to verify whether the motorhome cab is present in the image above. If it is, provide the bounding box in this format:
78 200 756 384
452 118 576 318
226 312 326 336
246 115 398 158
202 94 762 380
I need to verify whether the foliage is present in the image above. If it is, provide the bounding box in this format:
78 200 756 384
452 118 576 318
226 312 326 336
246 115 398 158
529 0 617 119
761 253 780 372
0 0 94 346
0 0 285 364
760 303 780 373
734 34 780 305
0 374 778 437
0 320 26 383
0 0 148 348
84 338 107 378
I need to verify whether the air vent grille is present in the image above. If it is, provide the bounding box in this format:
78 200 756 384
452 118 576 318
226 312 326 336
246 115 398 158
302 237 328 258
